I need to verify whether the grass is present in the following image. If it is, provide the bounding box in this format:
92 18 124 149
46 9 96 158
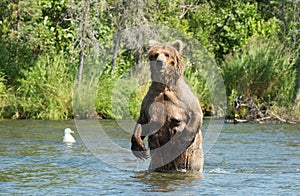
221 37 297 118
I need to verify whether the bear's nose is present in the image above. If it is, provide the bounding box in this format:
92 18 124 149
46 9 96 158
156 59 163 66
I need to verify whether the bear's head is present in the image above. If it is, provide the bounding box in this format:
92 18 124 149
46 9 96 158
148 40 185 87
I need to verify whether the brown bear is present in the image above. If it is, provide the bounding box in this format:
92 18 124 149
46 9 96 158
131 40 203 172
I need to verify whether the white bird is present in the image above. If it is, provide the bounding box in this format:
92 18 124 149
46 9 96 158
62 128 76 143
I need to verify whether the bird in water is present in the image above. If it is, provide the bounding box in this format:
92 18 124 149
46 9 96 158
62 128 76 143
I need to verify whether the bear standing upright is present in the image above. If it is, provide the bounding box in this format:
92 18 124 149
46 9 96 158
131 40 203 172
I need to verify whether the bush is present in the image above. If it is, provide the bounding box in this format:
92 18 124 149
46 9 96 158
94 70 118 119
15 52 75 119
0 72 7 106
94 65 147 120
184 65 211 113
0 72 9 117
222 37 297 117
188 1 280 63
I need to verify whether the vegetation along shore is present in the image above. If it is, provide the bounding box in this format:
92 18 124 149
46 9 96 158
0 0 299 123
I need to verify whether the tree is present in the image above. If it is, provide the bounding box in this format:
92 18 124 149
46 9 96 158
187 1 280 63
0 0 75 85
109 0 151 72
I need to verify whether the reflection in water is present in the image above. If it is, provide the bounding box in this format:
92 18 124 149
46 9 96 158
132 171 203 192
64 142 75 148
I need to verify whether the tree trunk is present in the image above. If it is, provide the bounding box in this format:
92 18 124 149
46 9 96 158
76 0 90 85
77 49 84 84
280 0 289 35
112 32 121 73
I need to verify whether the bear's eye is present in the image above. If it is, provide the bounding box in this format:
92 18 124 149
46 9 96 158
149 53 158 61
165 53 169 58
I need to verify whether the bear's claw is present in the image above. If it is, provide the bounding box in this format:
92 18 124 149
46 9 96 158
131 142 148 160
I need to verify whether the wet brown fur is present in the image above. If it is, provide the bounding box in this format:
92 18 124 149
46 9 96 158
131 40 203 172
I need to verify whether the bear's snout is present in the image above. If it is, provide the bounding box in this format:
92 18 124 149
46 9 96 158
156 60 165 73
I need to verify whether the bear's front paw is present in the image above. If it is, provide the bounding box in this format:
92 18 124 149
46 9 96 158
131 141 148 160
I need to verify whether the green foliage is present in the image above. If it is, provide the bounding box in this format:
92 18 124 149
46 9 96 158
129 82 149 120
0 72 16 118
0 39 38 86
94 71 140 120
0 0 299 120
0 72 9 117
188 1 280 63
222 37 297 117
15 52 75 119
184 65 211 110
0 0 75 85
227 89 238 119
94 69 118 119
94 51 139 119
148 0 191 33
0 72 7 104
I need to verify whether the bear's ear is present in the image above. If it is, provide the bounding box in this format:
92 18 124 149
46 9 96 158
172 40 183 54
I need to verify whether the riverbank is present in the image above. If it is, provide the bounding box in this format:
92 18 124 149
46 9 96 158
0 1 299 121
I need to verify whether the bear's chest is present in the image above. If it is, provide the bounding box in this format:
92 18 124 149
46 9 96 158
153 91 187 125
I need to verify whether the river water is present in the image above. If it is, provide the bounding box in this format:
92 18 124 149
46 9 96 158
0 119 299 195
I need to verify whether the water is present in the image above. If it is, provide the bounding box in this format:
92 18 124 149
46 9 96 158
1 119 300 195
